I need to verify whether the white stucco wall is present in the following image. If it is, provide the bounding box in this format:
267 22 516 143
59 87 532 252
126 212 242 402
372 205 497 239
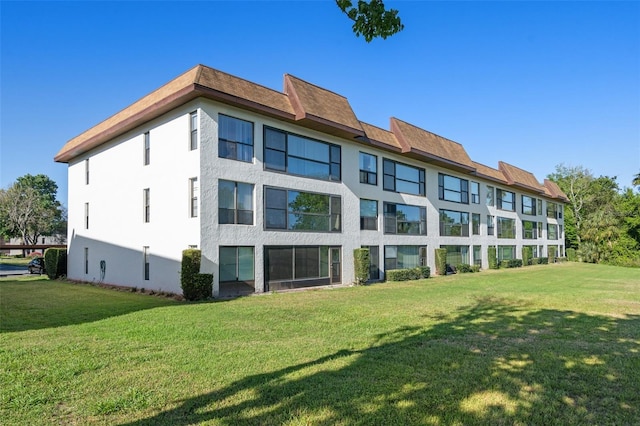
67 102 201 293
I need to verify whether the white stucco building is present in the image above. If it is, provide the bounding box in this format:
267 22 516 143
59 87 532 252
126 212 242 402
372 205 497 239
56 65 568 297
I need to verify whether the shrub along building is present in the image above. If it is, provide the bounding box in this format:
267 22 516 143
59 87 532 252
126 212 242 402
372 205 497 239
55 65 568 297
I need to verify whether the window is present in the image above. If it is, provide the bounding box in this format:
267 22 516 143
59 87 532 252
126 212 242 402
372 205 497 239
362 245 380 280
537 222 543 239
264 127 340 181
486 186 495 206
265 187 341 232
497 246 516 261
438 173 469 203
219 180 253 225
497 189 515 211
547 202 561 219
219 114 253 162
189 178 199 218
439 209 470 237
547 224 558 240
472 213 480 235
219 246 254 282
383 159 425 196
522 220 537 239
84 247 89 274
360 199 378 230
497 217 515 238
537 199 543 216
143 132 150 165
524 245 538 258
441 245 469 267
190 111 198 150
471 182 480 204
359 152 377 185
85 159 89 185
539 245 545 257
265 246 338 290
84 203 89 229
143 188 150 223
383 202 426 235
559 225 563 239
473 245 481 267
143 246 150 281
384 246 427 271
522 195 537 215
487 215 494 236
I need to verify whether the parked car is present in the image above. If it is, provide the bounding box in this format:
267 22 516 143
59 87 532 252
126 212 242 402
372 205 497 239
28 257 46 274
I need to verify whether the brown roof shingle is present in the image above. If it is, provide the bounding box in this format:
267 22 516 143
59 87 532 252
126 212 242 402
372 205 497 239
390 118 475 171
499 161 546 194
544 179 569 202
472 161 508 184
359 121 403 151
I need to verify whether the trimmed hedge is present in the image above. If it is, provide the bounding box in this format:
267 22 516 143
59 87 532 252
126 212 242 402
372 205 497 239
566 248 577 262
532 257 549 265
548 246 557 264
522 246 532 266
488 246 498 269
353 248 370 285
457 263 480 273
500 259 523 269
386 266 430 282
435 248 447 276
44 247 67 279
181 249 213 301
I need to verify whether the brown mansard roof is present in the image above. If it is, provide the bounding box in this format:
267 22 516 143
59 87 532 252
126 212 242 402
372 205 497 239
55 64 568 201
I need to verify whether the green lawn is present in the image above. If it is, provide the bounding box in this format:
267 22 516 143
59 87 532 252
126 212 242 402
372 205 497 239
1 263 639 425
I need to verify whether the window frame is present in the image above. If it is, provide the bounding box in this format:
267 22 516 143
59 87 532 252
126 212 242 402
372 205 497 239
189 177 199 218
384 245 427 271
382 158 425 196
439 209 470 237
143 188 150 223
264 186 341 233
85 159 90 185
383 202 427 235
218 114 254 163
496 216 516 239
496 189 516 212
219 180 254 225
360 199 378 231
143 132 150 165
522 220 538 239
472 213 480 235
359 152 378 185
471 181 480 204
190 111 198 150
522 195 537 216
143 246 150 281
264 126 341 182
219 246 255 283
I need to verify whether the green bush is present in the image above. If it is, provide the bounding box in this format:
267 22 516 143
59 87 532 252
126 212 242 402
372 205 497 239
44 248 67 279
533 257 549 265
386 267 429 282
488 246 498 269
522 246 532 266
566 248 577 262
457 264 473 273
181 249 213 301
499 259 523 269
548 246 557 264
471 264 481 273
435 248 447 276
353 248 370 285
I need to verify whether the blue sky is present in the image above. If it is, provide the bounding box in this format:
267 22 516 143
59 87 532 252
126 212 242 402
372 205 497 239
1 1 639 204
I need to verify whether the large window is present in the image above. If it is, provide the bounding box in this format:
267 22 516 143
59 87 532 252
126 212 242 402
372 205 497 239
383 202 426 235
547 223 558 240
219 114 253 162
360 199 378 230
362 245 380 281
497 216 515 238
522 220 537 239
522 195 537 216
438 173 469 204
265 246 339 290
384 246 427 271
497 246 516 261
359 152 377 185
219 246 254 283
383 159 425 196
190 111 198 150
219 180 253 225
264 127 341 181
472 213 480 235
547 202 562 219
441 245 469 267
439 209 469 237
189 178 199 218
265 187 341 232
497 189 515 211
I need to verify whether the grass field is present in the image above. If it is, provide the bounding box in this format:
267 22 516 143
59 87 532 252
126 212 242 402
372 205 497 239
1 263 639 425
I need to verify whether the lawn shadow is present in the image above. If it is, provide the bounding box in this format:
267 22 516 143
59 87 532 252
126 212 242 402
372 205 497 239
121 296 640 425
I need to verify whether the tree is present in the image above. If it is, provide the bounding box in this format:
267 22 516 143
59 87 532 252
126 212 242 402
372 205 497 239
336 0 404 42
0 174 66 248
547 165 593 247
633 172 640 188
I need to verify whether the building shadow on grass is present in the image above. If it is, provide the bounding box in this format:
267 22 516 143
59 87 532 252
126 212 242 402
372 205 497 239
121 296 640 425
